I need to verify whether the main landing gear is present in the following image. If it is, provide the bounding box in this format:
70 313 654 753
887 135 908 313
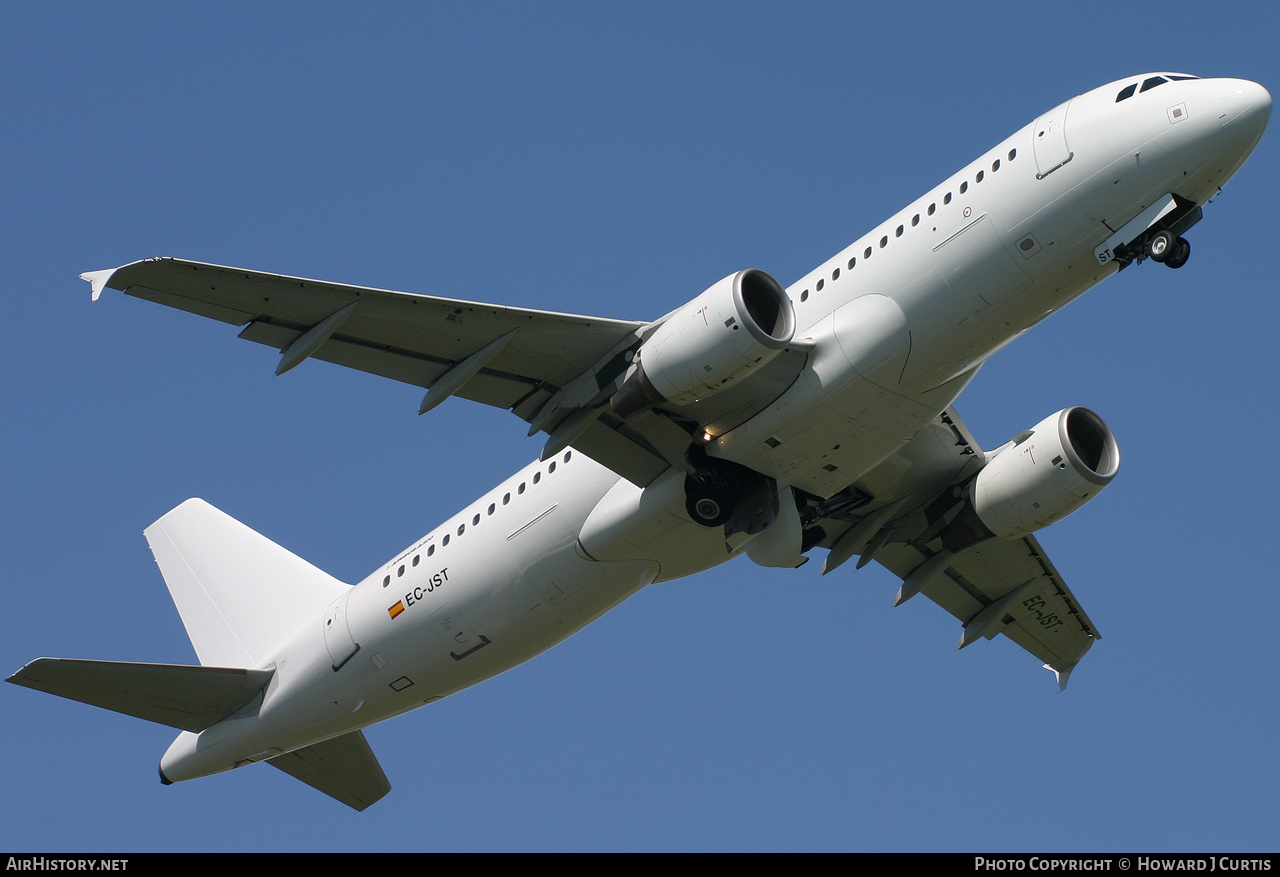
1145 229 1191 270
683 450 780 535
685 475 735 527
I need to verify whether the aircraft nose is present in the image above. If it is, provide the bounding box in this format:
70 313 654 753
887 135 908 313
1212 78 1272 138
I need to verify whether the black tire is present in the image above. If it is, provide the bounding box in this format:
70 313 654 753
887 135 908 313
1147 230 1176 263
1164 237 1191 269
685 480 734 528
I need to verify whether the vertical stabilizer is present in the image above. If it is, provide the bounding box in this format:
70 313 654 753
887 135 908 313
145 499 351 667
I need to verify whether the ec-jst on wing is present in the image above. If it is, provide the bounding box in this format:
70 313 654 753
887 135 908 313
814 407 1100 688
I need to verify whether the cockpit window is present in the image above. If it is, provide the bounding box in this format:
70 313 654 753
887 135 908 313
1166 74 1200 81
1140 76 1168 93
1115 83 1138 102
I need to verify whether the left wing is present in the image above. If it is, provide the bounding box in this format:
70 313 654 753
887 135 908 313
814 408 1100 687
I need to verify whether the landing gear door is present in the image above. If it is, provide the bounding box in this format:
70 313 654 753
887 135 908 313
1032 99 1074 179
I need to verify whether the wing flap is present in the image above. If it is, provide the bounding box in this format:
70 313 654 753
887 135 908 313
6 658 273 733
267 730 391 811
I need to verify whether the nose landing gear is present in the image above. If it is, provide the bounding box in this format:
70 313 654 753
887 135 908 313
1146 229 1191 269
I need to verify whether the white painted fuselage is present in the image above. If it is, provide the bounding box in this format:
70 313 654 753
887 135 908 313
160 74 1270 784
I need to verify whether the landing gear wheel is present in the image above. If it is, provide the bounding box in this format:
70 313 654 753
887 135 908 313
1147 230 1176 263
1164 236 1190 269
685 480 734 528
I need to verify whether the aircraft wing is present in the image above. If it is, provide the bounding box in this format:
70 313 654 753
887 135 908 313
816 408 1100 687
84 258 678 485
86 258 814 486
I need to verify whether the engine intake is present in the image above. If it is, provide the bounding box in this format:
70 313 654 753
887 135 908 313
611 269 794 418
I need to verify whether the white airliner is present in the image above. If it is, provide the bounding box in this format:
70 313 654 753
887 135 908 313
9 73 1269 811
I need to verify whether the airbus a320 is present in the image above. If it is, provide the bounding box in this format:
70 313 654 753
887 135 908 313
10 73 1270 810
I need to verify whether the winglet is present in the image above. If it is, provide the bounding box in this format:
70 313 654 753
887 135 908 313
1044 661 1077 691
80 268 116 302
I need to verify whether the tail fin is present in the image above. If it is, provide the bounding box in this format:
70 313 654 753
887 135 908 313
145 498 350 667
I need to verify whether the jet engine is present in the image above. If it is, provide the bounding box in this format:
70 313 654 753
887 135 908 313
969 407 1120 540
611 269 795 418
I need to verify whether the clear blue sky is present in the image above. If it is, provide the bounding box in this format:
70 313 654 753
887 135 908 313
3 1 1277 853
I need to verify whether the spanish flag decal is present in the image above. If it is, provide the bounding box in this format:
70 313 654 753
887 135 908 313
388 600 405 619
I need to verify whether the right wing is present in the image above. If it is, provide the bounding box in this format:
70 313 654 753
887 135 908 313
86 258 809 487
86 257 671 484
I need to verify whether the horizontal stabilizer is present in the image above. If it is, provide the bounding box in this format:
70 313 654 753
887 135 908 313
268 730 391 811
6 658 273 733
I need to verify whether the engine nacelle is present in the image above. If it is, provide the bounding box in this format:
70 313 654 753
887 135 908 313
971 407 1120 540
611 269 795 418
